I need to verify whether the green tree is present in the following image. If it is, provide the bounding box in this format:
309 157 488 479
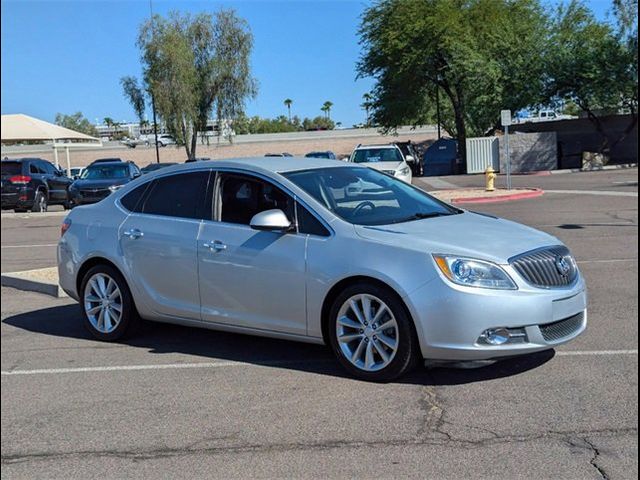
357 0 548 167
545 0 637 154
120 76 146 127
284 98 293 122
136 10 257 159
322 100 333 119
54 112 98 137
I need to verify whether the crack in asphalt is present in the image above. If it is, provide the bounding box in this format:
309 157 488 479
583 438 610 480
2 426 636 465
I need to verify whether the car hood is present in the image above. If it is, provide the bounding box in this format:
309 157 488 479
72 178 130 189
354 211 561 264
359 161 404 172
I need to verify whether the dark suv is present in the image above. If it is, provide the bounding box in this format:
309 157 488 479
1 158 72 212
68 161 141 206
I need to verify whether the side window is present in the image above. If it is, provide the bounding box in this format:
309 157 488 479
120 182 150 212
296 203 330 237
130 163 141 177
141 171 210 219
41 161 56 174
218 173 294 225
29 162 45 174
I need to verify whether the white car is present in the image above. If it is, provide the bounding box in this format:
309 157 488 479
348 144 413 183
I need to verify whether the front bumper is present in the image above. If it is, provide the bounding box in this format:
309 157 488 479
406 269 587 361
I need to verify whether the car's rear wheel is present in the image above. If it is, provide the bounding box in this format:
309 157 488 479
80 265 140 341
328 283 418 382
32 191 48 212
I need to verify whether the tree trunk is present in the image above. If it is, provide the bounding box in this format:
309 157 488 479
441 82 467 174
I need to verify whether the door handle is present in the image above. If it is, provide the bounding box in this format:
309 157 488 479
123 228 144 239
203 240 227 252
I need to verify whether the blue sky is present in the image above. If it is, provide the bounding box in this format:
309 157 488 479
1 0 615 127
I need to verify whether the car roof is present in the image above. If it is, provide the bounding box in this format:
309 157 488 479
156 157 351 175
353 144 398 150
1 157 47 162
87 161 127 167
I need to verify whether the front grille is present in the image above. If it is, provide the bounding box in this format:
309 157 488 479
382 170 396 175
509 246 578 288
540 312 585 342
80 189 110 197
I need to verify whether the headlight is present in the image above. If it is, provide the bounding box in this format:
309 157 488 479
433 255 517 290
396 166 410 176
108 185 123 193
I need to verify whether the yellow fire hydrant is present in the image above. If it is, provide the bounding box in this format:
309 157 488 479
485 166 497 192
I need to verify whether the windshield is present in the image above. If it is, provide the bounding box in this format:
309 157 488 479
352 148 402 164
283 167 459 226
81 165 129 180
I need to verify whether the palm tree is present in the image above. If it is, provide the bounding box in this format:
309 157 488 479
284 98 293 122
103 117 114 139
362 93 373 127
322 101 333 119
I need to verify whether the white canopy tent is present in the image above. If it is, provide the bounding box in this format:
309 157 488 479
1 114 102 175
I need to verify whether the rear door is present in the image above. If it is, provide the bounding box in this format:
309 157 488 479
41 160 71 202
119 170 211 320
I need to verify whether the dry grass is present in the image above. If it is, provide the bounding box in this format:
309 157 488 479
31 132 438 168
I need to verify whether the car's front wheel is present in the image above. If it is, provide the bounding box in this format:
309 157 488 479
80 265 140 341
328 283 418 382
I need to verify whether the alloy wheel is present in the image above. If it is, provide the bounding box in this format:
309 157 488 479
336 294 399 372
84 273 123 333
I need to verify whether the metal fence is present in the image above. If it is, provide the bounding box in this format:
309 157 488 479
466 136 500 173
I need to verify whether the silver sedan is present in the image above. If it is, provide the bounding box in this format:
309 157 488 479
58 157 587 381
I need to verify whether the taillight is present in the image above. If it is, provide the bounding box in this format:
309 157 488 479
9 175 31 184
61 218 72 237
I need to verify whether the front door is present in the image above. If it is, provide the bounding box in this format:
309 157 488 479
198 172 307 335
120 170 211 320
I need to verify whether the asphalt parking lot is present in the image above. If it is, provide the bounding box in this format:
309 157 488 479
1 168 638 479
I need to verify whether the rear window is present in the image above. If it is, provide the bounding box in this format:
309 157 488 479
1 162 22 176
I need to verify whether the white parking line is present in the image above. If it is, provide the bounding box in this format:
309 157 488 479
577 258 638 264
1 359 333 376
1 244 58 249
556 349 638 357
2 350 637 376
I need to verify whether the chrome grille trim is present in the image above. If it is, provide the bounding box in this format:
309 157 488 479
539 311 585 342
509 246 578 288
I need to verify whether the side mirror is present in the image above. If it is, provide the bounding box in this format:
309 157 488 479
250 209 292 232
405 155 415 163
133 172 141 179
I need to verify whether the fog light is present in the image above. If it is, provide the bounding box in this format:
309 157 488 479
481 328 511 345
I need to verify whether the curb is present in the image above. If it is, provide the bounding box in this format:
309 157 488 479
451 188 544 205
1 268 67 298
0 210 67 219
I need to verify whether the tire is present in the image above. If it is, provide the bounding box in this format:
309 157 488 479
80 264 140 341
32 190 48 212
327 282 419 382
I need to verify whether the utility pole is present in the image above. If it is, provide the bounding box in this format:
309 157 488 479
150 0 160 163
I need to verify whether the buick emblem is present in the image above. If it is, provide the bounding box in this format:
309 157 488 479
555 256 571 277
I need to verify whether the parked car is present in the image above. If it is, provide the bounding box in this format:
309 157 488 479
305 151 337 159
58 157 586 382
1 158 72 212
394 141 423 176
121 137 148 149
69 167 86 180
68 161 141 206
348 144 412 183
185 157 212 163
265 152 293 157
156 134 176 147
140 162 178 174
